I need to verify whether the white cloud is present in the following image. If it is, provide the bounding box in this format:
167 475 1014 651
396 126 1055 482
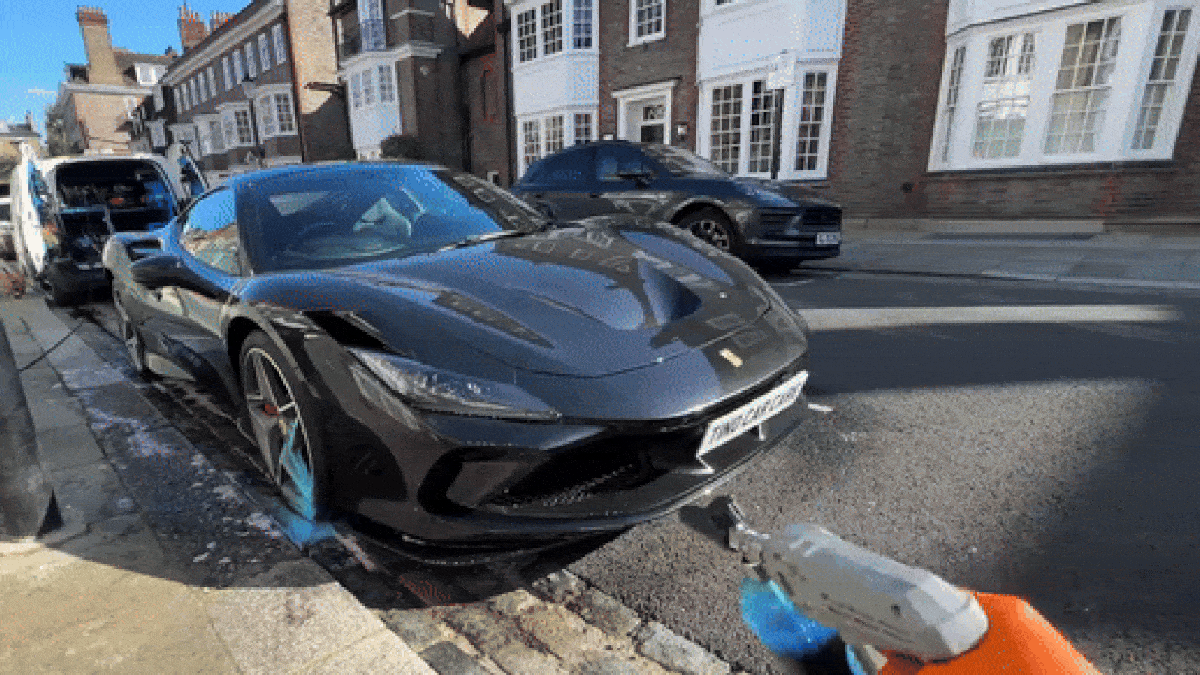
26 88 56 96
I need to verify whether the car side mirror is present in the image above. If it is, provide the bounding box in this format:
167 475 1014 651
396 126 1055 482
130 254 183 290
615 168 655 188
130 253 219 294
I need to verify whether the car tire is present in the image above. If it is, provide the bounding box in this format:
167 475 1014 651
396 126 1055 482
239 330 329 520
112 287 150 378
677 207 740 254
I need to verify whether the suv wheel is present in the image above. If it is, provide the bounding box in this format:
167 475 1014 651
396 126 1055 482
678 208 739 253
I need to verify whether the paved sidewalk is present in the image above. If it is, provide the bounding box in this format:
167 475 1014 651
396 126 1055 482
0 294 434 674
804 229 1200 290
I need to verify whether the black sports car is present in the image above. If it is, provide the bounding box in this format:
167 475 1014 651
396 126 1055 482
103 163 812 551
511 141 842 273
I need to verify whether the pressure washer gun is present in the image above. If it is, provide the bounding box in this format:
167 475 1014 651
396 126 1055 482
696 497 1099 674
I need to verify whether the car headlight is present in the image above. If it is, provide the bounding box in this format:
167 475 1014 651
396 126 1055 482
349 348 560 421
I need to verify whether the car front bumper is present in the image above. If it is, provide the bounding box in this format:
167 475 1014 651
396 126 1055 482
288 328 811 548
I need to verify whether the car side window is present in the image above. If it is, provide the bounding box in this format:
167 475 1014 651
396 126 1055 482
180 189 242 275
596 146 652 182
530 149 591 184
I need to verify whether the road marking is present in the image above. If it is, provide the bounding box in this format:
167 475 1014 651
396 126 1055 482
795 305 1182 331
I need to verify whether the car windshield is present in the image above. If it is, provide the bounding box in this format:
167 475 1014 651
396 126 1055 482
641 145 728 176
246 165 547 272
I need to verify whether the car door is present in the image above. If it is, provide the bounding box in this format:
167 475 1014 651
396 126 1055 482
591 145 672 221
165 188 244 394
516 147 609 221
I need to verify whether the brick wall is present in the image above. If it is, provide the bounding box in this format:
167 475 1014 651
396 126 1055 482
598 0 699 151
72 92 134 152
919 67 1200 224
830 0 1200 225
826 0 946 218
286 0 354 161
460 51 510 182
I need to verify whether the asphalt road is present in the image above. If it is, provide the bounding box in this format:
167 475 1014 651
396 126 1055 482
57 270 1200 674
571 271 1200 674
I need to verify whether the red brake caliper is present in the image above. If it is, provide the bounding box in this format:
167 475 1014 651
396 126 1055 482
263 403 279 416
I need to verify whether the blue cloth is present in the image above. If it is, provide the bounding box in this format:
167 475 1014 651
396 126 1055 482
740 577 869 675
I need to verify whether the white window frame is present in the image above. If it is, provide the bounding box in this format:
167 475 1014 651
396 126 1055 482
629 0 666 46
521 118 541 172
219 103 255 148
517 108 597 175
699 65 838 180
517 8 539 62
197 74 207 104
573 0 594 49
1132 7 1192 151
258 34 272 73
223 57 233 91
207 117 225 154
154 85 165 112
232 51 244 86
377 64 396 103
930 2 1200 170
207 66 218 99
273 24 287 65
971 32 1035 159
244 43 257 79
542 0 564 56
273 92 297 135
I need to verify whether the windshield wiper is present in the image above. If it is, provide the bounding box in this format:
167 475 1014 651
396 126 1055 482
437 229 531 252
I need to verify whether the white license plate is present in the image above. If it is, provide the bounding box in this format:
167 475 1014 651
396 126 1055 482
816 232 841 246
698 370 809 457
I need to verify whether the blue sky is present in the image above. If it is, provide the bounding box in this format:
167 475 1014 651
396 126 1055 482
0 0 238 132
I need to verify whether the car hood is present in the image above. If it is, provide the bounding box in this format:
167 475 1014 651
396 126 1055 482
327 219 777 377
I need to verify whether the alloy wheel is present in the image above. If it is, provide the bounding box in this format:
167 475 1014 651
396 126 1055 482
242 347 317 518
690 218 733 250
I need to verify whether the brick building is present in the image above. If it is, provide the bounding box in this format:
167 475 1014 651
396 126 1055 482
330 0 514 183
908 0 1200 230
507 0 599 176
53 7 175 154
159 0 352 183
511 0 848 180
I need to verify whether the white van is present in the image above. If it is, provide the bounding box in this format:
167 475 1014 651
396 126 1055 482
9 145 206 304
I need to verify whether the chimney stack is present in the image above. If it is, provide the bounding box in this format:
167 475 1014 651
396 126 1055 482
209 11 233 32
179 4 208 52
76 6 122 85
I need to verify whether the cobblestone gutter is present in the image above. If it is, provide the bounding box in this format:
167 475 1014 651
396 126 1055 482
380 570 738 675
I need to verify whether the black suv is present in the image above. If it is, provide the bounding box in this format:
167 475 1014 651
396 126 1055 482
511 141 841 271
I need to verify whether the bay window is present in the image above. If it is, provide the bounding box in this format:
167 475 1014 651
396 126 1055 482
931 2 1200 170
514 0 597 64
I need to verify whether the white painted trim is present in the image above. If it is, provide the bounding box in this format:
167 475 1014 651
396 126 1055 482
392 41 444 60
628 0 668 46
162 0 285 84
390 8 435 18
612 80 676 144
928 1 1200 171
61 82 151 96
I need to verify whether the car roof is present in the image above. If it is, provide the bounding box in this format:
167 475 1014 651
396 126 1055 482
35 153 171 173
224 160 444 190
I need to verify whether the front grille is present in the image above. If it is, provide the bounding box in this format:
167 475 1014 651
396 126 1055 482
802 206 841 229
759 208 799 233
485 428 704 509
762 206 842 239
